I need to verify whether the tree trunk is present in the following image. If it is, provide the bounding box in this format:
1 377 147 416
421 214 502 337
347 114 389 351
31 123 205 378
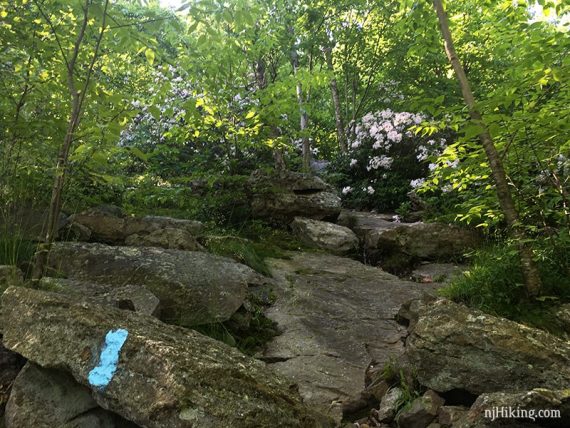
255 57 285 171
324 47 347 153
32 0 109 280
432 0 541 296
291 48 311 172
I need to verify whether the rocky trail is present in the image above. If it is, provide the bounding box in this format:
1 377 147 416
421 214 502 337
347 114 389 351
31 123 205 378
263 252 438 416
0 171 569 428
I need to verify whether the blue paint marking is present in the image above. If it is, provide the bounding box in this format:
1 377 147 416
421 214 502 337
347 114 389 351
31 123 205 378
88 328 129 389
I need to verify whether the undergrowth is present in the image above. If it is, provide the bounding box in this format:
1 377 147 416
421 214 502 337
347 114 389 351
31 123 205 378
440 230 570 335
192 305 278 355
202 221 307 276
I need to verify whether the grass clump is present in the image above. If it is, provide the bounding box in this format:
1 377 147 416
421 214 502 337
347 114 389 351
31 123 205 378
202 220 308 276
440 231 570 334
204 236 272 276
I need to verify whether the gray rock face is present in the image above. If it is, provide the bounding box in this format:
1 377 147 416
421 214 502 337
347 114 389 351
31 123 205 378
290 217 359 255
5 363 137 428
374 387 403 423
338 211 481 264
1 287 333 428
263 253 438 417
403 299 570 395
248 170 341 223
459 389 570 428
0 265 23 290
396 390 445 428
124 215 204 237
67 205 127 244
39 277 160 316
409 263 465 285
67 205 203 249
125 227 203 251
47 242 254 326
437 405 468 427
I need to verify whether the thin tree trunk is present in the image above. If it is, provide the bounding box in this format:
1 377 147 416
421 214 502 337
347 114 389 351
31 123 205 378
324 47 346 153
291 48 311 172
32 0 110 280
432 0 541 296
255 57 285 171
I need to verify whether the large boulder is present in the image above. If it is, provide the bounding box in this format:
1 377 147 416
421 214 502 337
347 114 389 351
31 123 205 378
338 211 481 267
125 227 203 251
401 299 570 396
66 205 203 248
263 253 438 416
248 170 341 223
66 205 127 244
47 242 255 326
1 287 333 428
290 217 359 255
123 215 204 237
39 277 160 316
5 362 137 428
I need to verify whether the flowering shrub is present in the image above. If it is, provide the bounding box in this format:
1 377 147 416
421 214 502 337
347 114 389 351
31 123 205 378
329 109 452 211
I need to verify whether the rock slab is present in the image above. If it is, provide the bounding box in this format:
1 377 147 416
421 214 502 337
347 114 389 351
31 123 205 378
48 242 254 326
338 211 481 262
39 277 160 316
67 205 203 248
290 217 359 255
248 170 341 223
403 298 570 395
264 253 438 414
1 286 333 428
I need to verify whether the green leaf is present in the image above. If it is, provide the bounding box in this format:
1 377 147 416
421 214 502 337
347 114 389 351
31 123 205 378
129 147 148 162
145 48 155 66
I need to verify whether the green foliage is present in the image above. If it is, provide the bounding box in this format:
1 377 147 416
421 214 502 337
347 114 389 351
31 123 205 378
0 206 37 274
204 236 272 277
440 230 570 333
232 310 279 356
0 234 35 270
192 323 237 348
379 358 422 420
123 174 252 226
202 220 305 275
0 0 568 317
192 306 278 356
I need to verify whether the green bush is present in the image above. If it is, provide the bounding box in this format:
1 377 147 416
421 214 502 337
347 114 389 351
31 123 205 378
204 236 272 276
324 110 453 212
440 231 570 333
124 174 251 226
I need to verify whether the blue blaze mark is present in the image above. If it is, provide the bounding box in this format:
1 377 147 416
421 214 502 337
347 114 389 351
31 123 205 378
88 328 129 389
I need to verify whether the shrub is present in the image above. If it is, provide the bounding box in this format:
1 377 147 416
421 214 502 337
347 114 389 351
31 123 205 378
440 230 570 333
327 110 452 211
